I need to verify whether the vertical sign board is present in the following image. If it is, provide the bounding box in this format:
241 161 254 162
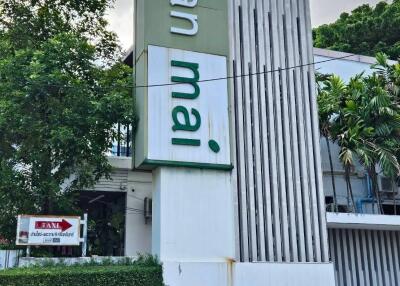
16 215 80 246
134 0 231 170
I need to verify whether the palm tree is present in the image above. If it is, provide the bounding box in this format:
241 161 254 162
373 53 400 215
337 58 400 214
334 115 361 213
318 75 364 213
317 74 342 212
317 54 400 214
359 54 400 213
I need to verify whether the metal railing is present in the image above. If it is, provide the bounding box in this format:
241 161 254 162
110 124 132 157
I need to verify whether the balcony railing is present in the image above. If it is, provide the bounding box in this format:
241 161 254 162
110 123 131 157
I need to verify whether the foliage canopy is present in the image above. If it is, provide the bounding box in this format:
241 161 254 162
0 0 134 243
313 0 400 60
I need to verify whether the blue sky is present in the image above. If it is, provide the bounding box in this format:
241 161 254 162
107 0 388 50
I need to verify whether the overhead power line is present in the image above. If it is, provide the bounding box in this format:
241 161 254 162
134 53 355 89
18 54 356 91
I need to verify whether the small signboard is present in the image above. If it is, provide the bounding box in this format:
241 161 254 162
16 215 81 246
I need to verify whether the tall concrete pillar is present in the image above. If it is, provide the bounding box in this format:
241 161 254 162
133 1 235 284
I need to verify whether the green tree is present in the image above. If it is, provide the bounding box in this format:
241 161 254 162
317 54 400 214
0 0 134 242
334 75 371 212
363 53 400 213
0 160 34 242
317 73 341 212
313 0 400 60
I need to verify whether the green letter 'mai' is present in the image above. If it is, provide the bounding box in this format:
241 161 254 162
171 60 200 99
172 106 201 132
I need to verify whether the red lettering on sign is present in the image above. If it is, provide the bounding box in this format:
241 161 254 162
34 219 72 232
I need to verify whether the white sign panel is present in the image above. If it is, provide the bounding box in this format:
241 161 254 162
16 215 80 246
147 45 231 168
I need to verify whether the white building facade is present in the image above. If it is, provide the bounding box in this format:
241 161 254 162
89 1 400 285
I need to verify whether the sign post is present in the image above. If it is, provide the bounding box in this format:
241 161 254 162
81 213 88 257
134 0 235 284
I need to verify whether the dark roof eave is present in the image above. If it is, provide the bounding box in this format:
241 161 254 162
123 45 134 68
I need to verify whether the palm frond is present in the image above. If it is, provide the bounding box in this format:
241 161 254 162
378 148 400 177
339 148 354 166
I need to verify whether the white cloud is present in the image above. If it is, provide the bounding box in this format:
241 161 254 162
105 0 134 51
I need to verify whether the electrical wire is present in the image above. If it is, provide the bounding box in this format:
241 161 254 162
16 53 356 91
127 194 145 202
133 53 355 89
80 194 146 215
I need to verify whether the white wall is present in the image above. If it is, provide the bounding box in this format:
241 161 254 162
125 171 152 256
315 55 373 82
234 263 336 286
152 167 235 261
92 158 153 256
163 261 336 286
0 250 21 269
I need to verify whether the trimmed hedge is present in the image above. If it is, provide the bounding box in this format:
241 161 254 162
0 265 163 286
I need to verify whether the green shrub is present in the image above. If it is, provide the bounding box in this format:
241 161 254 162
13 254 160 269
0 265 163 286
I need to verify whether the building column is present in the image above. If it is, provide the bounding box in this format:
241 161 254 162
152 167 235 286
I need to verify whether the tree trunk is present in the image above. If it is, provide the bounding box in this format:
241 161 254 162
368 167 384 214
326 137 338 212
393 177 397 215
41 148 53 215
42 185 53 215
345 164 356 212
344 167 351 210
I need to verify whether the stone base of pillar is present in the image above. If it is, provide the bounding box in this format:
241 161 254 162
163 261 336 286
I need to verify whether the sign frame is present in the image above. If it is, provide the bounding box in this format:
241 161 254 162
16 215 81 247
140 45 233 171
